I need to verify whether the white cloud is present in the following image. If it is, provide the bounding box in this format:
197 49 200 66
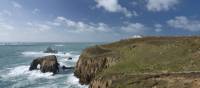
1 10 12 16
155 24 162 28
0 23 14 30
32 8 40 14
47 21 61 26
26 22 51 32
131 1 138 6
55 16 111 32
121 23 146 33
167 16 200 32
55 16 150 35
0 22 14 38
95 0 123 12
26 22 33 26
154 24 162 32
56 16 66 21
95 0 136 17
11 1 22 8
146 0 179 12
37 24 51 31
95 22 110 32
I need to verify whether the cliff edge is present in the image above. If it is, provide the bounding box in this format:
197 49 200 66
75 37 200 88
74 45 120 84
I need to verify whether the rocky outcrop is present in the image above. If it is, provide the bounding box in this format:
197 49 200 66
44 47 58 53
75 37 200 88
68 57 72 60
74 46 119 85
89 79 112 88
90 72 200 88
29 55 59 74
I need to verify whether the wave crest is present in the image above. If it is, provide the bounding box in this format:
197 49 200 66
1 65 56 80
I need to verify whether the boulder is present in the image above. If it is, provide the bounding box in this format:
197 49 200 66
61 65 74 70
29 55 59 74
68 57 72 60
44 47 58 53
74 46 119 85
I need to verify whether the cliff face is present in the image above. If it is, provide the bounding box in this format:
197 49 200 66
74 37 200 88
74 46 119 84
89 78 112 88
29 55 59 74
90 72 200 88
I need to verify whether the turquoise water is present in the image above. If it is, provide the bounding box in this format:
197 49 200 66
0 42 102 88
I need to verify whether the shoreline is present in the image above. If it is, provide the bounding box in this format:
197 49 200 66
74 36 200 88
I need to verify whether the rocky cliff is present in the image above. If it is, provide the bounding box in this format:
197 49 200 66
29 55 59 74
90 72 200 88
74 45 120 84
74 37 200 88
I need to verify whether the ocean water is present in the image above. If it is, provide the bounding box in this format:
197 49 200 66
0 42 102 88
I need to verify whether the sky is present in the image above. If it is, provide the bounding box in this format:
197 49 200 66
0 0 199 42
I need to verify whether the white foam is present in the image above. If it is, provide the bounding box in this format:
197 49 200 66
2 65 56 80
11 80 37 88
58 55 80 67
0 47 87 88
66 74 88 88
22 51 72 58
7 65 29 77
54 44 64 47
22 51 80 64
62 55 79 62
67 74 79 84
35 84 60 88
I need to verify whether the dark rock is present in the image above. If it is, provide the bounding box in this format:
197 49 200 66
29 55 59 74
68 57 72 60
44 47 58 53
74 46 119 85
61 66 74 70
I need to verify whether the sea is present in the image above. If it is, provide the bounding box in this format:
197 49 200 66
0 42 103 88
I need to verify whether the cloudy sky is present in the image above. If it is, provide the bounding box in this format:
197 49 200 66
0 0 199 42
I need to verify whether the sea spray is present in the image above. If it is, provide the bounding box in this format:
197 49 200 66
0 42 98 88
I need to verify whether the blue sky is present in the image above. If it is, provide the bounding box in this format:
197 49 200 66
0 0 199 42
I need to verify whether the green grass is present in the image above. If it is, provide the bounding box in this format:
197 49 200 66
85 37 200 87
97 37 200 76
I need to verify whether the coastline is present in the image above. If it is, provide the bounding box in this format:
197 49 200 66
0 42 94 88
75 36 200 88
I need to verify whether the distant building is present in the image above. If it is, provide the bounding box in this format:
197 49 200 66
119 35 143 41
130 35 143 39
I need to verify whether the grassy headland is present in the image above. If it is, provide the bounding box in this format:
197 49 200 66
75 36 200 88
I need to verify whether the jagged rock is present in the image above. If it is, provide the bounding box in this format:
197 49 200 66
90 72 200 88
29 55 59 74
74 37 200 88
61 66 74 70
44 47 58 53
68 57 72 60
74 46 119 85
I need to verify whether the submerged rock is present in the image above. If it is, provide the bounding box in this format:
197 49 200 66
61 66 74 70
68 57 72 60
44 47 58 53
29 55 59 74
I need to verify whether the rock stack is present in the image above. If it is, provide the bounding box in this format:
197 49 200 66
29 55 59 74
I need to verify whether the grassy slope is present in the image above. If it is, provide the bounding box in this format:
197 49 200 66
93 37 200 87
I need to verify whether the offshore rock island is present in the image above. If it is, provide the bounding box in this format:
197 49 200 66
74 37 200 88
